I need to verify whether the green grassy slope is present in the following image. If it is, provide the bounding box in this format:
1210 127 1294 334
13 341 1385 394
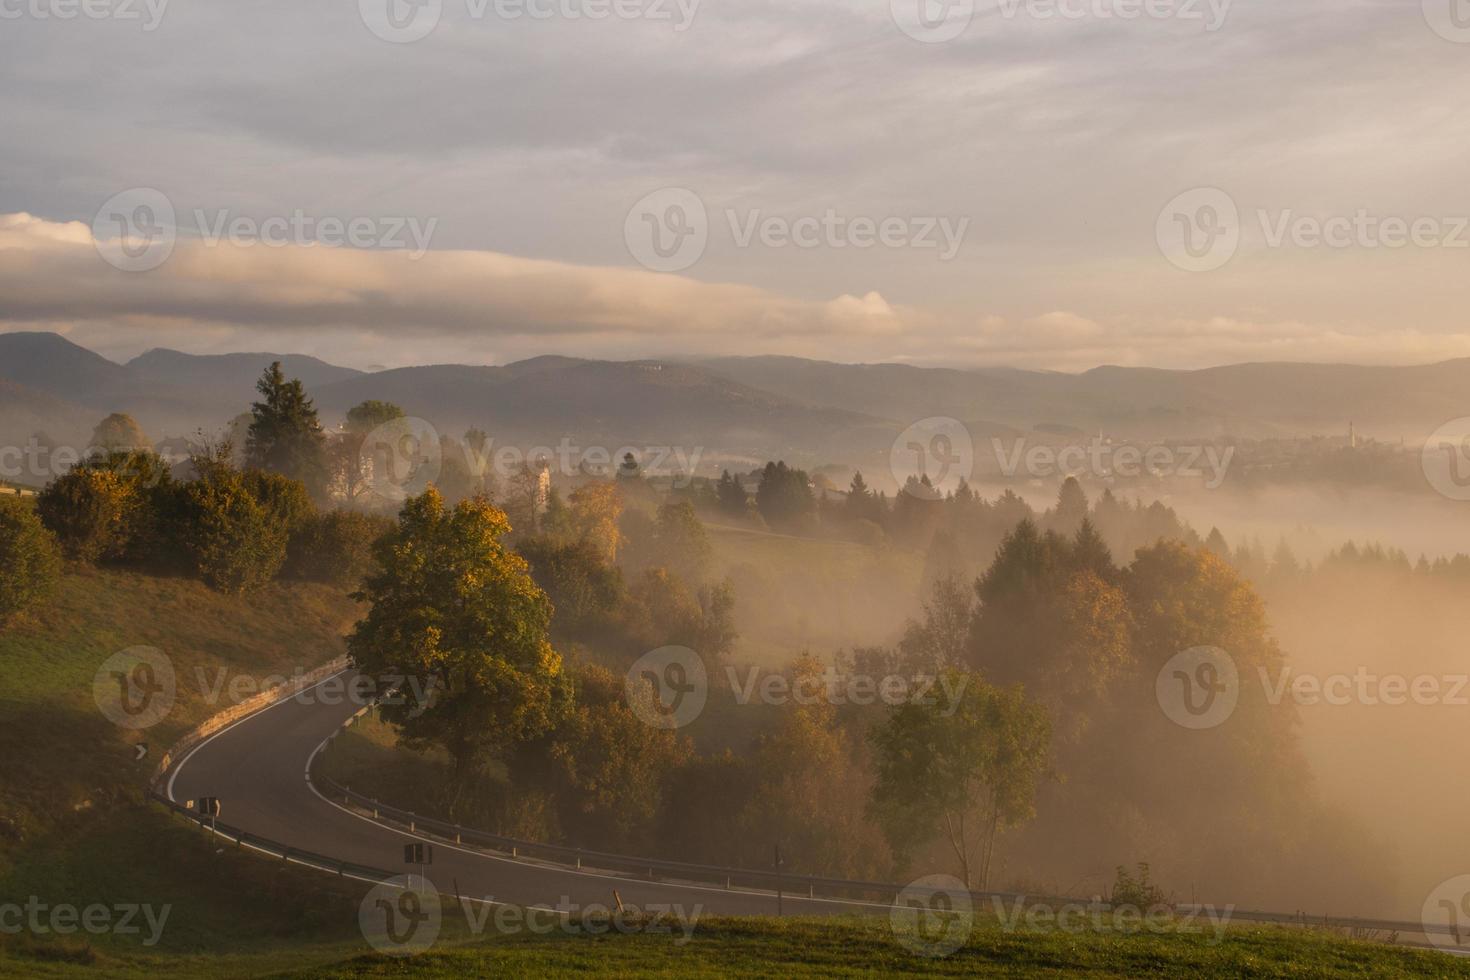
0 565 371 974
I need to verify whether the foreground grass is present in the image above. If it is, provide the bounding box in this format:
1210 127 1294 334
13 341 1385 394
0 565 359 863
7 912 1465 979
0 565 365 970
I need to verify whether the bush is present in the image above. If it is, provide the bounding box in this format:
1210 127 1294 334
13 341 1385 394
178 472 288 594
285 510 391 586
35 451 168 564
0 497 61 625
37 467 134 563
1110 863 1169 910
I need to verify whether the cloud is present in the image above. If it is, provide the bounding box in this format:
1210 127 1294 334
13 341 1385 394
7 212 1470 372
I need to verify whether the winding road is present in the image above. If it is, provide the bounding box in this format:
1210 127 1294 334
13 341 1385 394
164 669 886 917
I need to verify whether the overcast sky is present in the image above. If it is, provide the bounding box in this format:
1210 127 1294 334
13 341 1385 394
2 0 1468 370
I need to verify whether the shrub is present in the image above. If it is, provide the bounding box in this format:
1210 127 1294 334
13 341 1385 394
37 467 134 563
177 472 288 594
285 510 391 586
34 451 169 564
0 497 61 625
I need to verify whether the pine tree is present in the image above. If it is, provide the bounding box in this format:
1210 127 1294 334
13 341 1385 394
245 362 328 496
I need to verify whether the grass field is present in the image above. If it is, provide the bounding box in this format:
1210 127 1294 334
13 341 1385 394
0 565 366 974
8 908 1468 978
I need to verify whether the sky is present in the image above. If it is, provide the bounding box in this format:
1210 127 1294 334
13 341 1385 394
1 0 1468 371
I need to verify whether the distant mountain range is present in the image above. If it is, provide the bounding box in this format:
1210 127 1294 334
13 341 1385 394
1 331 1462 482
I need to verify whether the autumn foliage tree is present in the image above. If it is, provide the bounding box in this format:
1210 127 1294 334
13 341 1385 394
870 672 1051 888
348 487 570 813
0 497 60 626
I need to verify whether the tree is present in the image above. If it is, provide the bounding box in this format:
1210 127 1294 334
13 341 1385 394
845 471 876 522
755 461 814 531
870 674 1051 888
738 654 895 879
177 467 289 594
965 520 1133 737
89 413 151 453
36 452 166 563
0 497 60 626
514 663 691 851
348 488 569 812
285 509 392 586
246 362 328 495
567 481 623 563
715 470 749 519
334 400 405 502
517 535 623 636
651 499 712 583
1050 477 1089 536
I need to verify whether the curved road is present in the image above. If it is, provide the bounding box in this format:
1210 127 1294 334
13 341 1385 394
166 670 886 916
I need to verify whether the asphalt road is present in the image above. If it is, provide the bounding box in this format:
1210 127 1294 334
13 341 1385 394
166 670 886 917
